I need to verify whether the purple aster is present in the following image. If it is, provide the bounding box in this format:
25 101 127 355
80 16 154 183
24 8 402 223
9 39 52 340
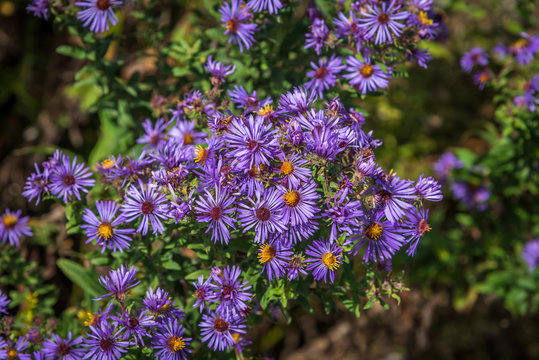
305 239 343 283
0 209 33 247
208 265 252 312
195 186 236 245
219 0 258 52
451 180 490 211
137 118 170 149
143 287 185 320
83 322 129 360
322 189 363 242
111 151 153 185
522 238 539 272
358 0 408 45
238 187 286 243
279 180 320 227
247 0 282 14
305 18 329 55
96 265 140 302
473 69 492 90
415 174 443 202
42 332 85 360
26 0 49 19
344 56 391 94
356 156 383 182
152 317 191 360
375 176 417 223
406 47 432 69
4 337 31 360
121 182 169 235
22 163 50 205
82 303 114 328
169 120 206 148
277 86 317 115
81 201 135 253
305 55 346 97
204 56 236 82
432 151 463 181
286 254 307 280
349 210 405 262
401 207 431 256
460 47 489 73
192 275 211 313
112 311 156 346
277 152 311 188
26 329 42 345
75 0 122 33
333 11 362 38
199 309 246 351
257 237 294 280
223 115 279 169
228 85 272 113
49 155 95 203
95 156 121 180
508 33 539 65
0 289 10 315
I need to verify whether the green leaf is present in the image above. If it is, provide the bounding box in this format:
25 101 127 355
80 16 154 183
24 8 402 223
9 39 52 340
57 259 101 298
56 45 87 60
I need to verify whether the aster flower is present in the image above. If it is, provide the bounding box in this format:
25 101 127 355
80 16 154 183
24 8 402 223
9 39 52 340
415 174 443 202
22 164 50 205
375 176 417 223
192 275 212 313
204 56 236 82
238 187 286 243
401 207 431 256
228 85 272 113
460 47 489 73
219 0 258 52
81 201 135 253
4 337 31 360
208 265 252 311
344 56 391 94
305 55 346 97
473 69 492 90
333 11 362 38
0 209 33 247
247 0 282 14
113 311 156 346
83 322 129 360
358 0 408 45
25 329 42 346
257 237 294 280
199 309 246 351
451 180 490 211
26 0 49 20
323 189 363 242
42 332 85 360
169 120 206 148
0 289 10 315
121 182 169 235
406 47 432 69
143 287 185 320
152 317 191 360
305 18 329 55
508 33 539 65
96 265 140 302
522 238 539 272
75 0 122 33
305 239 343 283
111 151 153 185
432 151 463 181
80 303 114 328
277 86 317 115
49 155 95 203
195 186 236 244
276 152 311 189
349 211 405 262
286 253 308 280
279 180 320 227
137 118 170 149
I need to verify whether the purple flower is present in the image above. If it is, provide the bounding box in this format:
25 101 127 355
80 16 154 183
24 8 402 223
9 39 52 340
322 189 363 242
286 254 307 280
258 237 293 280
359 0 408 45
349 211 405 262
460 47 489 73
169 120 207 147
508 33 539 65
4 337 31 360
112 311 156 346
0 209 32 247
152 317 191 360
305 18 329 55
82 201 135 253
305 239 343 283
305 55 345 97
277 152 311 189
401 207 431 256
333 11 362 38
121 182 169 235
279 180 320 227
49 154 95 203
432 151 463 181
199 309 246 351
406 47 432 69
143 286 185 320
344 56 390 94
522 238 539 272
219 0 257 52
473 69 492 90
228 85 272 113
26 0 49 19
238 188 286 243
23 164 50 205
195 186 236 244
415 174 443 202
204 56 236 82
137 118 170 149
81 303 114 328
375 176 416 223
0 289 10 315
83 322 129 360
96 265 140 302
75 0 122 33
192 275 211 313
42 332 85 360
277 87 317 115
208 265 252 312
451 180 490 211
247 0 282 14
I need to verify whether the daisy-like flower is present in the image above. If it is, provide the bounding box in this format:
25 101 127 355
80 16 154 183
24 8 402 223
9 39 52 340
199 309 246 351
277 87 317 115
247 0 282 14
451 180 490 211
204 56 236 82
75 0 122 33
333 11 362 38
305 55 346 97
358 0 408 45
305 18 329 55
258 237 294 280
279 180 320 227
508 33 539 65
0 209 33 247
196 186 236 245
113 311 156 346
349 211 405 262
96 265 140 302
22 164 50 205
143 287 185 320
219 0 258 52
42 332 85 360
0 289 10 315
344 56 391 94
305 239 343 283
375 176 416 223
169 120 206 148
192 275 212 313
522 238 539 272
432 151 463 181
405 47 432 69
83 322 129 360
286 253 307 280
208 266 252 312
121 182 169 235
238 187 286 243
137 118 170 149
460 47 489 73
152 317 191 360
473 69 492 90
79 303 114 328
26 0 49 19
4 337 31 360
401 207 430 256
49 154 95 203
82 201 135 253
322 189 363 242
228 85 272 113
415 174 443 202
277 152 312 189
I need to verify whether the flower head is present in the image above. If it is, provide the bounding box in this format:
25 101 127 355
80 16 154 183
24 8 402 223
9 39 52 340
195 186 236 244
219 0 258 52
257 237 294 280
112 311 156 346
0 290 10 315
49 154 95 203
208 266 252 312
75 0 122 33
0 209 32 247
305 55 346 97
460 47 489 73
344 56 391 94
96 265 140 302
83 322 129 360
305 239 343 283
199 309 246 351
152 317 191 360
359 0 408 44
522 238 539 272
42 332 85 360
121 182 169 235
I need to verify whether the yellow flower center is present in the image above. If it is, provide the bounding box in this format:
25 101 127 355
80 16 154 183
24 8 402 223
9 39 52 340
418 11 433 25
359 64 374 78
418 219 431 235
258 104 274 117
97 222 113 240
365 223 383 240
183 133 193 145
258 244 276 264
7 348 18 360
232 333 241 343
100 158 115 169
226 19 238 32
167 335 186 352
478 72 490 83
280 161 294 176
283 190 301 207
513 38 530 49
194 147 209 164
2 214 17 228
321 252 340 271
